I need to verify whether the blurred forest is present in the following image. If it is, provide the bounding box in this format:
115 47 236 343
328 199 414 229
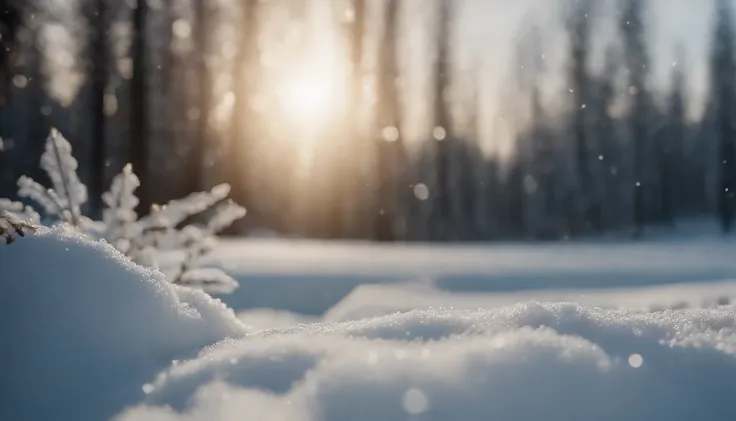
0 0 734 241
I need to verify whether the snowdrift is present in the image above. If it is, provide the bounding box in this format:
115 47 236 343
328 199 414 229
3 227 736 421
0 227 246 420
119 303 736 421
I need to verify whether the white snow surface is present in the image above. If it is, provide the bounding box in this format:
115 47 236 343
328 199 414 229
3 228 736 420
206 236 736 316
120 304 736 421
0 226 245 420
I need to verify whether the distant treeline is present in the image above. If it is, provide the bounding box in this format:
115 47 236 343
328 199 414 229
1 0 735 241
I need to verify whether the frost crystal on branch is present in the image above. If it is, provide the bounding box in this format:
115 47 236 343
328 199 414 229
39 128 87 225
17 176 60 218
0 210 39 244
139 183 232 231
207 200 248 233
0 199 41 224
16 129 88 226
102 164 141 254
175 268 239 294
1 129 246 294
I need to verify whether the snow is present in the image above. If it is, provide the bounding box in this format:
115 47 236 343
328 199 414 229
118 304 736 421
177 268 239 295
323 279 736 321
0 226 245 420
4 228 736 420
206 236 736 315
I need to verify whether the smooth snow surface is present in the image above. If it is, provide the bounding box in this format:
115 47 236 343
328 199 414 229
0 227 245 420
119 304 736 421
208 237 736 315
323 280 736 321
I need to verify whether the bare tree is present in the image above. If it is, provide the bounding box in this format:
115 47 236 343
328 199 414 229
565 0 599 233
0 0 19 107
187 0 213 196
373 0 405 241
333 0 366 238
227 0 260 233
619 0 651 236
711 0 736 232
661 46 687 224
84 0 109 215
130 0 150 213
430 0 453 241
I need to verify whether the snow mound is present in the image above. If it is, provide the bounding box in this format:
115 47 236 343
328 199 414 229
0 226 246 421
5 229 736 421
119 303 736 421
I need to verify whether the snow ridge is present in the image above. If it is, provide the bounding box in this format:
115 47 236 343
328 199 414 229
118 303 736 421
3 227 736 421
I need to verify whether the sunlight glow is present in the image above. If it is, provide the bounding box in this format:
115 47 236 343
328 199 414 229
277 70 338 130
264 0 348 145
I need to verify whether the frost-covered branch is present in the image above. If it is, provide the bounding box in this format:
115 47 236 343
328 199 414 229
17 129 88 226
41 129 87 225
47 128 83 226
138 184 232 232
0 211 40 244
101 164 141 254
17 176 67 221
1 129 246 294
0 199 41 224
173 268 239 294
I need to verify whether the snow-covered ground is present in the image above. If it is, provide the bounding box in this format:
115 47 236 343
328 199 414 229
206 232 736 325
3 226 736 420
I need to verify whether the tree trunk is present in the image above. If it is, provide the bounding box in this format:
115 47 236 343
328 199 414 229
189 0 210 195
373 0 402 242
0 0 19 108
130 0 150 214
334 0 366 238
89 0 108 216
226 0 259 234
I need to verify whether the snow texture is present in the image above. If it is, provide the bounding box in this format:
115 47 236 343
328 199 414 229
0 227 246 420
4 228 736 420
118 303 736 421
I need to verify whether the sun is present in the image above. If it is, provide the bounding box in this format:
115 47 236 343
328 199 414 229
277 69 338 131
